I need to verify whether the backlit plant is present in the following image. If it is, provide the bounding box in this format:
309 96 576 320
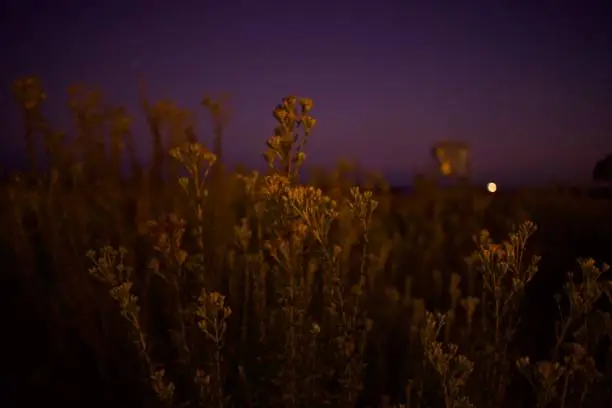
4 78 612 408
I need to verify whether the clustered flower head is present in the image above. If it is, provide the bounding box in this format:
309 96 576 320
469 221 540 295
260 173 292 198
283 185 339 240
169 141 217 176
264 96 316 179
197 289 232 334
346 186 379 229
86 246 131 286
143 213 187 258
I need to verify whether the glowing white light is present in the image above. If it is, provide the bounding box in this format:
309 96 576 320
487 182 497 193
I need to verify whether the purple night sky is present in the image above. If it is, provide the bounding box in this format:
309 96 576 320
1 1 611 186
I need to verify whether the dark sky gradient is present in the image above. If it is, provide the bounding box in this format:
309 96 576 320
1 1 611 185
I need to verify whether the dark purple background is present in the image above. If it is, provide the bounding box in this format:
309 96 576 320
1 1 611 186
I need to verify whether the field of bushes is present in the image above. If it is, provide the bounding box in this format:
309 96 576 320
2 77 612 408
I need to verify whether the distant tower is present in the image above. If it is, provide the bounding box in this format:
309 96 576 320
431 140 471 180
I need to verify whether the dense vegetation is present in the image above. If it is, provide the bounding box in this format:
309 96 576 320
3 77 612 408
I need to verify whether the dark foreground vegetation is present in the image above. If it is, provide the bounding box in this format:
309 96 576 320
2 77 612 408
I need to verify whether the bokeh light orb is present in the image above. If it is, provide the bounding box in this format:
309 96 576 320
487 182 497 193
